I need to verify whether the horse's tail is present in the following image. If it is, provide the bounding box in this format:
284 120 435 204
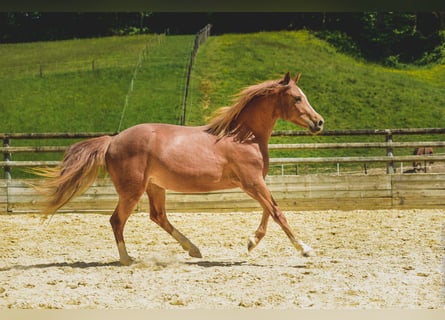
33 135 113 216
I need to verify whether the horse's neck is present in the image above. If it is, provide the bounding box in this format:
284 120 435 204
233 99 277 177
236 99 279 145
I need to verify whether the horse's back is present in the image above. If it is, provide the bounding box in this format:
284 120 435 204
109 123 206 154
115 123 199 140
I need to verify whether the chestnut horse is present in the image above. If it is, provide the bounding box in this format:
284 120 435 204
36 72 324 265
413 147 434 172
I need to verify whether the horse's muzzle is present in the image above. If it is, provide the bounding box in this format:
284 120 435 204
309 118 324 135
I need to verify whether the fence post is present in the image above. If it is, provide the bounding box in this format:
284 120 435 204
181 24 212 125
385 130 395 174
3 137 11 180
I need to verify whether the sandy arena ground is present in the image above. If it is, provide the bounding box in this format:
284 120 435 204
0 209 443 309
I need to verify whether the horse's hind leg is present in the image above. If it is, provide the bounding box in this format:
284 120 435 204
110 194 143 266
147 183 202 258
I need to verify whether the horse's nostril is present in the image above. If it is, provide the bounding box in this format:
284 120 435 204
318 120 324 127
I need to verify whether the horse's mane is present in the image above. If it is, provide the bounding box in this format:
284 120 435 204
205 79 282 140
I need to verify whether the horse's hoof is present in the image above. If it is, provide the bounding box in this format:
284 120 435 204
120 257 135 266
302 249 316 257
189 246 202 258
247 238 257 252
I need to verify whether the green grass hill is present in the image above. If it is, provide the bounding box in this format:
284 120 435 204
0 34 194 133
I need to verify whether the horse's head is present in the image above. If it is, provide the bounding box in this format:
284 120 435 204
277 72 324 135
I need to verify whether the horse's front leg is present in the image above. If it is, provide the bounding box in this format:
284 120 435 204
269 199 316 257
242 180 315 257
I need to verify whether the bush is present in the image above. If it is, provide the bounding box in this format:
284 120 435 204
315 30 362 59
383 55 402 68
111 26 150 36
415 30 445 65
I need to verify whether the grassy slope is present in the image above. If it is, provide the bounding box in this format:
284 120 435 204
118 35 195 129
0 34 194 133
1 36 145 133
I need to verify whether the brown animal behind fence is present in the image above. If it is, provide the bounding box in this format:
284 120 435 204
413 147 434 172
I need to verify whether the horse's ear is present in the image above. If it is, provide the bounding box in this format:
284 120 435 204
294 72 302 84
279 72 291 85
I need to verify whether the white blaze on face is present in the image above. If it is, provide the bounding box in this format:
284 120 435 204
297 87 317 115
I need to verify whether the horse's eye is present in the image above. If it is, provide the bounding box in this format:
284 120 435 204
294 96 302 103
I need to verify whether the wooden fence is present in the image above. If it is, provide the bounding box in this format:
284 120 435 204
2 174 445 214
1 128 444 213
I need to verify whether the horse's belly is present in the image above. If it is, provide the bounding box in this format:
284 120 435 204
148 156 238 193
150 171 238 192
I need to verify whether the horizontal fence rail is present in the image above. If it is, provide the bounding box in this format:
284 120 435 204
270 155 445 164
272 128 445 136
268 141 445 150
0 161 61 167
0 132 115 139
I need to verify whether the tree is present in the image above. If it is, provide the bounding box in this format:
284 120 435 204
358 12 442 63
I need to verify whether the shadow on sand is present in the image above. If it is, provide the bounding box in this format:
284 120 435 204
185 260 307 269
0 260 121 271
1 259 308 271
